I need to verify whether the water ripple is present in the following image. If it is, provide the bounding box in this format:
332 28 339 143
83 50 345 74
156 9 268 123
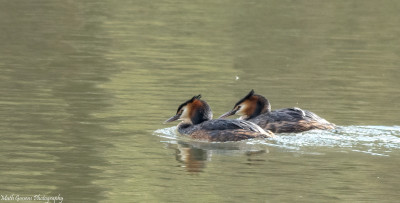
155 125 400 156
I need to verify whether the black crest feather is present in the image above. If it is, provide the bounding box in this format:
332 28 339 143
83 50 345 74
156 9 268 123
193 94 201 100
177 94 202 113
234 90 255 107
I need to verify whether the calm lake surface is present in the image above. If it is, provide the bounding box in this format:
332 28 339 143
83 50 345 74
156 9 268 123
1 0 400 202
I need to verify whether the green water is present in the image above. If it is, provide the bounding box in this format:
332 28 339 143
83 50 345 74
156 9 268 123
1 0 400 202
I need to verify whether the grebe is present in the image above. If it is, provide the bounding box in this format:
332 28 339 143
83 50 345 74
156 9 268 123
165 95 274 142
219 90 335 133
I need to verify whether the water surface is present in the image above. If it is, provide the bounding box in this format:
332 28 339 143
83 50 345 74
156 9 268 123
1 0 400 202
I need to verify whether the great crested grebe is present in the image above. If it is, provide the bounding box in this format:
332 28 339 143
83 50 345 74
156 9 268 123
165 95 274 142
219 90 335 133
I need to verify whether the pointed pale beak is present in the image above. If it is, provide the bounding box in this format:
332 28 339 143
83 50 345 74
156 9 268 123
164 114 181 124
218 109 238 119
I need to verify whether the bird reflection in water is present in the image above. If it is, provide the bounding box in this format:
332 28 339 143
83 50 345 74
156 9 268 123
170 141 269 173
175 143 209 173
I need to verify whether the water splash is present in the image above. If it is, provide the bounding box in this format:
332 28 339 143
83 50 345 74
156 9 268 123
265 126 400 156
154 126 400 156
154 126 178 140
